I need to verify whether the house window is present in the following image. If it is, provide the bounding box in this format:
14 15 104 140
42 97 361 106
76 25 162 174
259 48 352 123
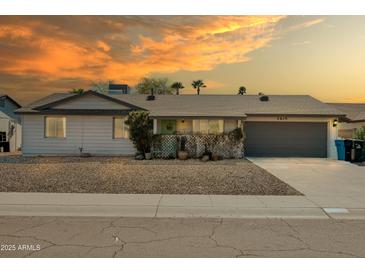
113 117 129 139
193 119 224 134
45 117 66 138
0 132 6 142
160 120 176 135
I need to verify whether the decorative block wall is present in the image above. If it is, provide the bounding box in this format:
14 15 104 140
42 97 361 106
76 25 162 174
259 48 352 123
152 134 244 159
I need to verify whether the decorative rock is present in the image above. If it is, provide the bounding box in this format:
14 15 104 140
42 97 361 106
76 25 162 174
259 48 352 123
201 155 210 162
135 154 145 160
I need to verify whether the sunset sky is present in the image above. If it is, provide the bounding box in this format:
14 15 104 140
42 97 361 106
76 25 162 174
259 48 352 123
0 16 364 104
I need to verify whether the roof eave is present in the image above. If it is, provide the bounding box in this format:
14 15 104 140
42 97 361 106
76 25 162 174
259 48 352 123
17 109 135 115
149 115 247 119
33 90 146 111
0 95 22 108
345 119 365 123
245 113 346 117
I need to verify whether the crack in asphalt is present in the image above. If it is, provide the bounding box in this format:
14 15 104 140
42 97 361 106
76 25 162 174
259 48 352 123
0 217 364 257
206 218 258 258
99 217 158 235
14 218 58 234
280 219 360 258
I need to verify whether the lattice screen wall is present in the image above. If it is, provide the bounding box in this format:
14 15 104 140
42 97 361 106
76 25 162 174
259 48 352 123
152 135 244 159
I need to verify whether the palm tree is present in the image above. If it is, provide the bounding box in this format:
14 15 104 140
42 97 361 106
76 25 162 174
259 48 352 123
171 82 184 95
191 80 206 95
238 86 246 95
70 88 84 94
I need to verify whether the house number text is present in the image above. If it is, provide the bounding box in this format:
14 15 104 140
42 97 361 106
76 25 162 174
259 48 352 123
277 116 288 121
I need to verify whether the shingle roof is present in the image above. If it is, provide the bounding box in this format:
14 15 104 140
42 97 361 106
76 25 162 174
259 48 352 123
0 93 22 108
16 93 73 113
109 94 344 117
328 103 365 122
16 91 344 117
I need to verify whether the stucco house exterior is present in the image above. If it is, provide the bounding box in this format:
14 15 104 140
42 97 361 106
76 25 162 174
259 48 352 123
16 90 344 158
0 93 22 152
328 103 365 138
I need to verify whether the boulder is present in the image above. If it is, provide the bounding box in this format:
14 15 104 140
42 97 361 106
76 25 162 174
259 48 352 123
135 154 145 160
201 155 210 162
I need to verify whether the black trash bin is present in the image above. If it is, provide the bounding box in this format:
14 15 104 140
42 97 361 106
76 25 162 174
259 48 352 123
344 139 353 162
344 139 365 162
353 140 365 162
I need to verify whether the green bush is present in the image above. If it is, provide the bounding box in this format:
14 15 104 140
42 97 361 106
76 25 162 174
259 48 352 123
125 111 153 154
228 127 244 143
354 126 365 161
354 126 365 140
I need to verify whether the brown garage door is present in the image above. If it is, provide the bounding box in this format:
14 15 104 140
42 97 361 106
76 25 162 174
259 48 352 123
245 122 327 157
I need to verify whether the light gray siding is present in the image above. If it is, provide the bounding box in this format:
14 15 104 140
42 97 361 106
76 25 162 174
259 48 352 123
0 97 20 122
22 115 135 156
53 93 130 110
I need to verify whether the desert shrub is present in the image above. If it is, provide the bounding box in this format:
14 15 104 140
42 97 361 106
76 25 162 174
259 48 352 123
125 111 153 154
228 127 244 144
354 126 365 140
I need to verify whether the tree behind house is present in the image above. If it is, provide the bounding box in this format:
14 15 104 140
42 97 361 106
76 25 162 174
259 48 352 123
191 80 206 95
238 86 246 95
136 77 173 94
70 88 84 94
171 82 184 95
92 81 109 93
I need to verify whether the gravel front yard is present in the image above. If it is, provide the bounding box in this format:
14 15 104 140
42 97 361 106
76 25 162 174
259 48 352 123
0 156 301 195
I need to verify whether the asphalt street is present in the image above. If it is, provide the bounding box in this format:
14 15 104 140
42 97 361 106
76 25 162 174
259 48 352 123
0 216 364 257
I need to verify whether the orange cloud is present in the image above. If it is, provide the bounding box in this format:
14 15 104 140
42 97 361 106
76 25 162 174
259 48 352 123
96 40 111 52
289 18 324 31
0 16 285 90
107 16 285 83
0 25 32 39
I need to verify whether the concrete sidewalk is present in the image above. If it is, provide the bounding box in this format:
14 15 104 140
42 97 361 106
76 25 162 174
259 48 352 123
0 192 360 219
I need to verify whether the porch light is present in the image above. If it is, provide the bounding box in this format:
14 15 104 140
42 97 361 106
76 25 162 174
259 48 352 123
333 119 338 127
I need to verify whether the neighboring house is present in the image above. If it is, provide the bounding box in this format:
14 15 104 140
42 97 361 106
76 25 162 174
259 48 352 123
16 90 344 158
0 93 22 152
328 103 365 138
108 83 130 95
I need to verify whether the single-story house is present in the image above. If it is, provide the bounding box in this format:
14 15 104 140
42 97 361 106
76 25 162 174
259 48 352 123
0 93 22 152
16 90 344 158
328 103 365 138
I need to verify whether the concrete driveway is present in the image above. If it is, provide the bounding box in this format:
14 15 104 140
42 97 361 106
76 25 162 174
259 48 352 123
248 158 365 218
